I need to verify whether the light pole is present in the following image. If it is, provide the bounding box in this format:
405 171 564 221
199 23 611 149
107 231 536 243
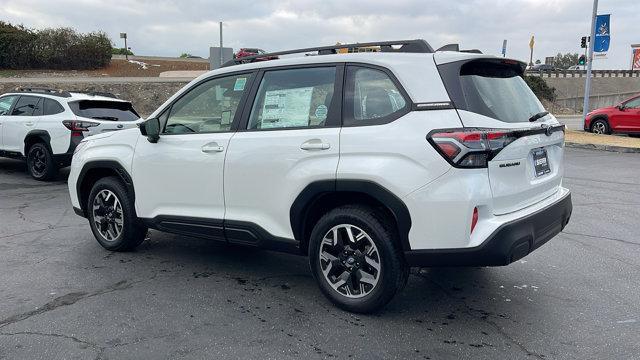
582 0 598 119
120 32 128 60
219 22 223 67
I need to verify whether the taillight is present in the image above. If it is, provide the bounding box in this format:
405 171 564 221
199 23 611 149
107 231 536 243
428 128 518 168
470 207 479 234
63 120 99 137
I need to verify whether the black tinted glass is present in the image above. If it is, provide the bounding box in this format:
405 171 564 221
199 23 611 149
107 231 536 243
69 100 140 121
11 96 40 116
44 98 65 115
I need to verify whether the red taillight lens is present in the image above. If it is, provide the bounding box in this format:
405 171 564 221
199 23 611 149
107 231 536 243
62 120 99 133
470 207 479 234
428 129 518 168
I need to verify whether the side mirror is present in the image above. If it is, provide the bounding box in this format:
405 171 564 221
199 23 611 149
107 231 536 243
617 104 626 111
140 118 160 143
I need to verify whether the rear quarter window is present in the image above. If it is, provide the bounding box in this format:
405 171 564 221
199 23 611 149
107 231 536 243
69 100 140 121
43 98 65 115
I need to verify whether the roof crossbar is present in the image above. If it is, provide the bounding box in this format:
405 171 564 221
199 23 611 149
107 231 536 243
71 91 119 99
222 39 434 67
15 87 71 98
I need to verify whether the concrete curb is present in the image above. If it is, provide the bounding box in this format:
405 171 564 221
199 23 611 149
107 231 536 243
565 142 640 153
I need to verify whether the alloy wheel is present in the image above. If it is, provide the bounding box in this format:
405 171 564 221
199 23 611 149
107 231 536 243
592 121 607 134
29 147 47 177
318 224 381 298
92 189 124 242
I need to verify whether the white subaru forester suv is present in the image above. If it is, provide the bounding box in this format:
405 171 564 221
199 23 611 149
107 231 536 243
68 40 572 313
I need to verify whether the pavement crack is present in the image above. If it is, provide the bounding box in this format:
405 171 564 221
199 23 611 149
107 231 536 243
0 330 100 348
0 280 133 329
561 231 639 247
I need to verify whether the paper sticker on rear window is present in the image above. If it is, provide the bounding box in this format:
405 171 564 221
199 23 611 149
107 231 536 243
234 77 247 91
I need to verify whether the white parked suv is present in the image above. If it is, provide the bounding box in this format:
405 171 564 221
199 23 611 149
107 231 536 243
0 88 141 180
68 40 572 313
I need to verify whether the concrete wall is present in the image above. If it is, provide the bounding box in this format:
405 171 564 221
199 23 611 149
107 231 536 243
545 77 640 112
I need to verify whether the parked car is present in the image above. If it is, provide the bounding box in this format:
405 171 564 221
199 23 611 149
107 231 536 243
68 40 572 313
584 94 640 136
530 64 555 71
567 65 585 70
234 48 278 62
0 88 142 180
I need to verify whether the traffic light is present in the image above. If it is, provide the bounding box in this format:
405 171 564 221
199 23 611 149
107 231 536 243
580 36 587 48
578 55 586 65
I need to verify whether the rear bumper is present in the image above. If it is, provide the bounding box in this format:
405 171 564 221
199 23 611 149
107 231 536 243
404 191 572 267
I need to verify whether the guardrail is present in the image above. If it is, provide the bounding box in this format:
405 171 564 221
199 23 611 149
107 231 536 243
526 69 640 78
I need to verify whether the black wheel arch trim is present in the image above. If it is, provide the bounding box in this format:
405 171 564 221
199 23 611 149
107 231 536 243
76 160 135 218
290 179 413 252
24 130 52 155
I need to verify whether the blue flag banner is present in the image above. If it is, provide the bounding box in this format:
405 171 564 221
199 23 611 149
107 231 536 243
593 14 610 53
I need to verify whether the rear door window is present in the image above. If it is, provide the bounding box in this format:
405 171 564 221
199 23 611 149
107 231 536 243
247 67 338 130
69 100 140 121
11 96 41 116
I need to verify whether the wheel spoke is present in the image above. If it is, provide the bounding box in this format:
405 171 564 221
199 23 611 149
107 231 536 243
365 254 380 272
356 269 377 285
345 226 356 243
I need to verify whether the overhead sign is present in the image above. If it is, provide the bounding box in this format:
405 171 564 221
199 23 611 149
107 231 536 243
119 33 127 39
593 14 610 53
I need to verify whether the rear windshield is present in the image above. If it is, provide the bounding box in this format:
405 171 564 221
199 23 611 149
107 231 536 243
69 100 140 121
440 60 546 123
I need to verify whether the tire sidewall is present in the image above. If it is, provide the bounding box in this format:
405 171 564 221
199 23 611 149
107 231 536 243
87 177 144 251
27 143 56 181
309 209 402 313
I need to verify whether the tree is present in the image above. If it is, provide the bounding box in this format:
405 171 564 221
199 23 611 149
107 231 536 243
112 47 133 55
524 75 556 102
553 53 580 70
179 53 193 58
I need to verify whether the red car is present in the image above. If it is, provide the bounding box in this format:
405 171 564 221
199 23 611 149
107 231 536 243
584 94 640 136
234 48 278 62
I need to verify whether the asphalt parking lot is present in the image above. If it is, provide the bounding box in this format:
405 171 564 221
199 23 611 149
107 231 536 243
1 148 638 360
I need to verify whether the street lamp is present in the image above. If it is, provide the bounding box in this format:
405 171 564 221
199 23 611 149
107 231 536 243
120 32 128 60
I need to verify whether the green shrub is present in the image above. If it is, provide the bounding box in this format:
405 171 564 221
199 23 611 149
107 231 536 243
112 47 134 56
524 75 556 102
0 21 111 70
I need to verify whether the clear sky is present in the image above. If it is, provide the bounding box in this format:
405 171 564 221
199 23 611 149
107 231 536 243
1 0 638 69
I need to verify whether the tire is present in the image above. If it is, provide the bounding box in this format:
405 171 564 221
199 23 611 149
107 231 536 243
590 118 610 135
26 142 58 181
308 205 408 313
87 176 147 251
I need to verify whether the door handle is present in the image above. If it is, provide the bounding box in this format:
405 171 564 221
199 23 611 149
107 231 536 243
300 139 330 151
201 143 224 153
25 122 34 126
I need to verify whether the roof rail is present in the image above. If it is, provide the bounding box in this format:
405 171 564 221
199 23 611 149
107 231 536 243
71 91 119 99
222 39 434 67
436 44 460 52
435 44 483 54
15 87 71 98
